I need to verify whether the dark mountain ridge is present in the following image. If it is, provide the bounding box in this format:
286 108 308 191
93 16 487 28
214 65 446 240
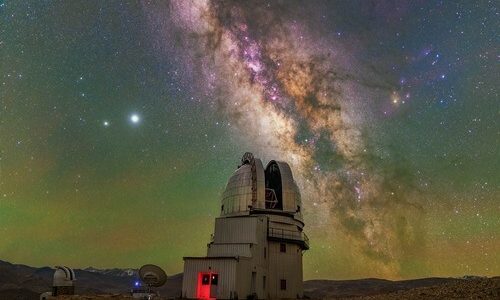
1 260 498 299
0 260 181 299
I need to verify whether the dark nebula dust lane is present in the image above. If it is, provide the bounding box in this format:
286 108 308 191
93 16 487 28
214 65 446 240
143 0 431 277
1 0 498 279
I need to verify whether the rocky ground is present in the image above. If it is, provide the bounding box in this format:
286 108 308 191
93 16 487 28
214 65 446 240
304 276 500 299
32 276 500 300
341 276 500 300
40 296 135 300
1 260 498 299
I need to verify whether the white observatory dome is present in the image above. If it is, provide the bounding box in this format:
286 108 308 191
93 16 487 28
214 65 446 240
53 266 75 287
221 152 302 221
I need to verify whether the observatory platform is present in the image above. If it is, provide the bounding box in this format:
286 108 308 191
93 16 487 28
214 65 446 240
182 153 308 299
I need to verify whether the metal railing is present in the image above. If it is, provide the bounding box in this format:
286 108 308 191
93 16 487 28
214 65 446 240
268 227 310 249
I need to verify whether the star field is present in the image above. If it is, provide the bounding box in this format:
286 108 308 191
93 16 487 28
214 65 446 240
0 1 498 279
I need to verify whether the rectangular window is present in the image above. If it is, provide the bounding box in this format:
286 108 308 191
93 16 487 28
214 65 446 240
263 276 266 290
280 243 286 253
211 274 218 285
202 274 210 285
264 247 267 259
280 279 286 290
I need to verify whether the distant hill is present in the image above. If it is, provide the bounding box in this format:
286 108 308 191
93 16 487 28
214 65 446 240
1 260 498 299
304 277 500 299
83 267 137 278
0 260 181 300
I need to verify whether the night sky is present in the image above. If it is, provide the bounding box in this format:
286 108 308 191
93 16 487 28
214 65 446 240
1 1 498 279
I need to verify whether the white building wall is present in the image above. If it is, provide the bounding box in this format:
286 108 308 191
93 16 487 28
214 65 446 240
182 258 239 299
234 259 253 299
247 216 269 299
269 221 298 231
268 214 303 228
213 217 258 244
234 248 267 300
207 244 252 257
267 241 303 299
182 154 308 300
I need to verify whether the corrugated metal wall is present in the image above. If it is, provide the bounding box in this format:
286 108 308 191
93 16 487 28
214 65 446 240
208 244 252 257
182 258 238 299
213 217 258 244
267 241 304 299
268 214 303 228
184 200 306 300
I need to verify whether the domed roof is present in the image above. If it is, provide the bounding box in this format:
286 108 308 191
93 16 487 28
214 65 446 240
221 153 302 221
53 266 75 287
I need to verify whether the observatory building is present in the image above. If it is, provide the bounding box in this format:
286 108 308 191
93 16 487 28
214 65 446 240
182 153 309 299
39 266 76 300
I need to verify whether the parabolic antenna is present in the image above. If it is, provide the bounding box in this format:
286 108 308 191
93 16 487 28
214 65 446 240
139 264 167 287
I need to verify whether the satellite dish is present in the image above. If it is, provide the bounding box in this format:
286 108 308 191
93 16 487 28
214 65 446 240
139 264 167 288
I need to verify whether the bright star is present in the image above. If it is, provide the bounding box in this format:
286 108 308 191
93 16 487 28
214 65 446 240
130 114 140 124
391 91 400 105
103 121 109 127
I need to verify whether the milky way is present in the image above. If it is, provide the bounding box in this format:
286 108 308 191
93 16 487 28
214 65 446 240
144 0 426 277
2 0 497 279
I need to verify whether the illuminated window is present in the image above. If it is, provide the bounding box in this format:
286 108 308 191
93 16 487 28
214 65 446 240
280 279 286 290
211 274 218 285
280 243 286 253
202 274 210 285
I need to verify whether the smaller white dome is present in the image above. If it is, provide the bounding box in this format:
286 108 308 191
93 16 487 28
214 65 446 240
53 266 75 287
